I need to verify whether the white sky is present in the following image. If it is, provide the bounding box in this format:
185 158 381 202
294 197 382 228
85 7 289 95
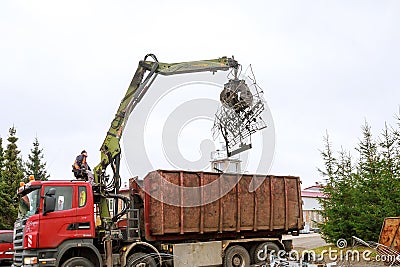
1 1 400 188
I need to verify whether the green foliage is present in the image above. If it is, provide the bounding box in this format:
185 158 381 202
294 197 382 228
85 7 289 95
0 137 4 172
319 119 400 243
0 185 16 229
25 137 49 181
0 127 49 229
0 127 24 229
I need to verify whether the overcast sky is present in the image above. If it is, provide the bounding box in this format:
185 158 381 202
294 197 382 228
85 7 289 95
1 1 400 189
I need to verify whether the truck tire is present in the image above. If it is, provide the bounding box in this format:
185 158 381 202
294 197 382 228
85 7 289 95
250 242 280 264
223 245 250 267
127 252 156 267
61 257 94 267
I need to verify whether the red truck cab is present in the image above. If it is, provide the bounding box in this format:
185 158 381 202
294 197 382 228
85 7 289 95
13 180 98 267
0 230 13 265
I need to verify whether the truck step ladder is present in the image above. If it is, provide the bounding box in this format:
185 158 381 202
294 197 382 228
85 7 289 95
126 208 140 241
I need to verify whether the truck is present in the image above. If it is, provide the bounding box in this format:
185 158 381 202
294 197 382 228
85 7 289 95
13 54 304 267
14 170 303 267
0 230 13 266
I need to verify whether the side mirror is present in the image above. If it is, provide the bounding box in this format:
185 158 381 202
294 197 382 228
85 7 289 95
43 188 56 215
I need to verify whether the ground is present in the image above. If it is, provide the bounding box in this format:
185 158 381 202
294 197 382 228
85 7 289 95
285 233 389 267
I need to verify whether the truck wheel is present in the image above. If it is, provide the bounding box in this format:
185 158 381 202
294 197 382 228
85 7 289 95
127 252 156 267
61 257 94 267
250 242 280 264
223 245 250 267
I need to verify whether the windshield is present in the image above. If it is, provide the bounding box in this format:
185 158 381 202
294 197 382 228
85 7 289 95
0 232 13 243
18 188 41 219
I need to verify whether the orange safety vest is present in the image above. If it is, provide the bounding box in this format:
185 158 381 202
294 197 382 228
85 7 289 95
74 155 87 170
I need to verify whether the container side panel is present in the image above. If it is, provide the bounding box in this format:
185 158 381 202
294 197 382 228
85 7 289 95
287 179 300 228
163 172 181 234
203 173 220 232
256 177 271 230
221 174 239 231
142 171 303 241
148 171 181 235
272 178 285 229
183 172 201 232
146 172 162 235
239 176 255 229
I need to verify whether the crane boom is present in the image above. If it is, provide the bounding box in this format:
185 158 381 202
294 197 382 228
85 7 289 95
93 54 239 227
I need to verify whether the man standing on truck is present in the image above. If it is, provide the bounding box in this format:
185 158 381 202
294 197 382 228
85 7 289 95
72 150 91 180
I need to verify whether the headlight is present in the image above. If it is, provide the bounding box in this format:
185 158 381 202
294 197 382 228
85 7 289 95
24 256 38 264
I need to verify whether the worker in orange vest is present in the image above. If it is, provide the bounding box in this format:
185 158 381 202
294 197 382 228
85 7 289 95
72 150 91 180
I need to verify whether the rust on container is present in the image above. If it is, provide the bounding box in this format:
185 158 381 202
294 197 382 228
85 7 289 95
379 217 400 252
253 177 258 231
236 174 241 232
284 179 289 230
132 170 303 242
269 177 274 231
218 175 223 233
200 172 204 234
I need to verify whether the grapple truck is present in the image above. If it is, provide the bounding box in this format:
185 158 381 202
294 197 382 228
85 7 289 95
14 170 302 267
13 54 304 266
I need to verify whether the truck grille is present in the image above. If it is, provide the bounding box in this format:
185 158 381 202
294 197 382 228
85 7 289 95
13 219 26 267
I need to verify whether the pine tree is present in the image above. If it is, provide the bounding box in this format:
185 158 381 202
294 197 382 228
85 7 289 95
0 136 8 229
319 118 400 243
376 122 400 231
0 188 15 229
0 126 25 229
318 132 337 181
0 137 4 172
25 137 49 181
351 122 382 241
318 133 357 243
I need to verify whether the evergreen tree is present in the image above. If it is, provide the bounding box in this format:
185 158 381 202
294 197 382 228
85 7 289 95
353 122 384 241
25 137 49 181
318 134 357 243
377 122 400 227
319 118 400 243
0 136 8 229
0 127 25 229
0 188 15 229
0 137 4 172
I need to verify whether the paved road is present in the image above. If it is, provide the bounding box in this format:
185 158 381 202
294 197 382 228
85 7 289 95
283 233 328 250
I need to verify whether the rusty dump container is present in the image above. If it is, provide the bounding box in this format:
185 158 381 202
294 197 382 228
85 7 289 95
379 217 400 251
131 170 303 242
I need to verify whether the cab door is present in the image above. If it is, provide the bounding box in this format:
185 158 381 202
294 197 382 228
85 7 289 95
38 185 76 248
75 185 95 238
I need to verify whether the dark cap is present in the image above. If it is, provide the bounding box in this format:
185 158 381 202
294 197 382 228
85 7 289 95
81 150 87 154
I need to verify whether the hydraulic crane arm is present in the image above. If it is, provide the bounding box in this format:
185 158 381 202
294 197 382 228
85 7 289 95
93 54 239 225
